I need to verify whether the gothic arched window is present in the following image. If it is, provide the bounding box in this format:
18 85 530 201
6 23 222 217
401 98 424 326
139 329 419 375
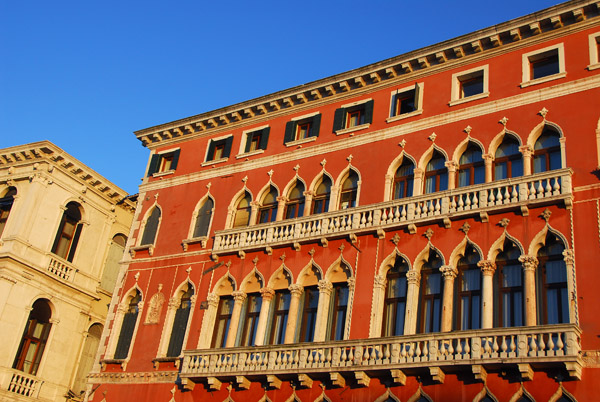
455 244 482 330
424 151 448 194
0 187 16 238
312 177 331 214
285 182 305 219
382 256 409 336
140 207 160 246
458 143 485 186
418 248 444 333
258 186 279 223
193 198 214 238
339 170 359 209
495 239 524 327
393 159 414 199
494 135 523 180
114 290 142 359
533 127 562 173
166 285 194 357
537 233 569 324
233 192 252 228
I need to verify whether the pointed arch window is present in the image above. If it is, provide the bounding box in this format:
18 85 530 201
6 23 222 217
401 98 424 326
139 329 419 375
329 283 349 341
455 244 482 330
312 177 331 214
382 256 409 336
240 293 262 346
339 170 359 209
100 234 128 292
299 286 319 342
13 299 52 375
233 192 252 228
0 187 16 238
393 159 414 199
212 296 234 348
269 290 291 345
285 182 305 219
458 143 485 186
533 127 562 173
537 233 569 324
418 248 444 333
424 151 448 194
51 202 83 262
166 285 194 357
495 239 524 327
193 198 214 238
140 207 160 246
494 135 523 180
259 186 278 223
114 290 141 359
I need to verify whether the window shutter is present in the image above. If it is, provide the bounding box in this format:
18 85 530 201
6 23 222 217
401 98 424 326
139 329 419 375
206 141 216 161
244 134 252 153
193 198 213 238
51 215 66 255
114 311 138 359
333 108 345 132
141 208 160 246
166 307 191 357
67 223 83 262
147 154 160 176
259 127 270 150
170 149 180 170
311 114 321 137
364 100 374 124
413 83 421 111
284 121 296 143
223 137 233 158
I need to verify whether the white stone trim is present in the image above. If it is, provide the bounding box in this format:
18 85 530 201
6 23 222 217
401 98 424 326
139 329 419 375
335 123 370 136
587 31 600 70
520 43 566 87
449 65 489 106
290 111 320 121
387 82 424 122
284 136 317 147
200 157 229 167
203 134 234 164
235 149 265 159
340 98 372 109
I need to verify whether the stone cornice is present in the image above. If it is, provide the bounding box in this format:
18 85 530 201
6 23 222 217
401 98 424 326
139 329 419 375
134 0 600 148
0 141 136 211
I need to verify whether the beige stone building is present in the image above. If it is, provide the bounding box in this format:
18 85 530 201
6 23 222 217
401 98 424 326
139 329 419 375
0 141 135 401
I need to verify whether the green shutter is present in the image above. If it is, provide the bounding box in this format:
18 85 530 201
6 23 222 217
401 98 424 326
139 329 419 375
114 311 138 359
284 121 296 143
223 137 233 158
311 114 321 137
244 133 252 153
259 127 270 150
364 100 374 124
333 108 345 132
147 154 160 176
206 141 216 161
170 149 180 170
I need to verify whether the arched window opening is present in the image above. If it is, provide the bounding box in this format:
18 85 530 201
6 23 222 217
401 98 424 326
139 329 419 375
114 290 141 359
537 233 569 324
329 283 349 340
458 143 485 187
100 234 128 292
533 127 562 173
393 159 414 199
233 192 252 228
299 286 319 342
418 248 444 333
51 202 83 262
211 296 234 348
193 198 214 238
382 256 409 336
258 186 278 224
166 285 194 357
494 135 523 180
13 299 52 375
339 170 359 209
240 293 262 346
285 182 305 219
73 323 103 394
312 177 331 214
0 187 16 238
425 151 448 194
140 207 160 246
455 244 482 330
269 290 291 345
495 240 523 327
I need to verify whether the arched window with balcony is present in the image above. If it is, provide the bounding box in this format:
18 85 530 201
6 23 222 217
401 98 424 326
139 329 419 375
233 191 252 228
285 181 305 219
13 299 53 375
382 255 409 336
417 248 444 333
211 295 234 348
393 159 414 199
339 170 359 209
312 176 332 214
0 187 16 238
258 186 278 224
533 126 562 173
114 289 142 359
192 197 214 238
494 239 524 327
240 292 262 346
51 201 83 262
458 143 485 187
537 232 569 324
298 264 321 343
424 150 448 194
140 206 161 246
166 284 194 357
455 243 482 330
269 289 291 345
494 134 523 180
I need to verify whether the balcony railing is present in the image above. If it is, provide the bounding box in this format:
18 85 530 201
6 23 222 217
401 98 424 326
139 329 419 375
0 368 43 398
181 324 581 387
47 255 76 282
213 169 572 254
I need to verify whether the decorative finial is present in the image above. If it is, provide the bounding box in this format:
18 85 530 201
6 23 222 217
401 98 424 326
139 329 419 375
252 256 259 266
346 154 354 163
499 117 508 126
158 283 163 291
308 248 315 256
464 125 472 135
134 272 140 281
293 164 300 173
459 222 471 235
186 266 192 275
428 132 437 142
539 107 549 119
339 244 345 252
399 139 407 148
320 159 327 168
280 253 286 262
225 261 232 268
267 169 274 178
206 182 212 189
242 176 248 184
499 218 510 228
154 193 159 201
541 208 552 223
391 233 401 246
424 228 434 240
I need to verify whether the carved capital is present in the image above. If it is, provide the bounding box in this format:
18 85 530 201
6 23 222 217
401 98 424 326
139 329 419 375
318 279 333 295
232 291 247 303
373 274 386 290
206 293 220 307
482 153 494 163
413 168 424 179
288 284 304 297
519 145 533 157
406 270 421 285
260 287 275 300
347 276 356 290
519 255 539 271
167 298 179 309
477 260 497 275
444 161 458 171
562 249 575 265
440 265 458 279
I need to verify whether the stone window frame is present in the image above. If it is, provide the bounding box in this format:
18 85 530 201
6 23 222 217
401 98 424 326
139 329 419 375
588 31 600 71
449 64 489 106
520 43 566 88
386 82 424 123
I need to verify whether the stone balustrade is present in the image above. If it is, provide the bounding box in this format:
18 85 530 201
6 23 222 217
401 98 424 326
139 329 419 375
47 255 76 282
213 169 572 254
0 368 43 398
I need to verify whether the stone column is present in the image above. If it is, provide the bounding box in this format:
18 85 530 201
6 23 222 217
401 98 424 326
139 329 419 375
369 274 387 338
440 265 458 332
157 298 179 356
384 174 394 201
313 280 333 342
197 293 219 349
519 255 539 326
225 291 246 347
562 249 576 324
275 196 288 221
403 270 421 335
249 201 260 226
519 145 533 176
483 153 494 183
284 284 304 344
413 168 424 196
254 287 274 346
478 260 496 329
302 191 314 216
445 161 458 190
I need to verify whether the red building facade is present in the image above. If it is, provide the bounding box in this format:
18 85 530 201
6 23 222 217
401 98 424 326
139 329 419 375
90 1 600 400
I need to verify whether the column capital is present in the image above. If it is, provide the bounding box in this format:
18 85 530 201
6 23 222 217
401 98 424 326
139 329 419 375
373 274 387 290
440 265 458 279
232 290 247 302
207 293 220 306
303 190 315 197
445 161 458 171
288 284 304 296
519 145 533 156
347 276 356 290
259 287 275 300
477 260 497 276
562 249 575 265
168 298 179 309
519 255 539 271
406 270 421 284
413 168 424 178
318 279 333 295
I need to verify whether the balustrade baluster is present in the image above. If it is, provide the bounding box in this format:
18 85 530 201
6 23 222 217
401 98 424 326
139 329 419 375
401 205 407 220
451 195 457 211
415 202 422 218
545 179 552 196
538 334 546 356
458 194 465 210
529 335 538 356
553 178 561 195
557 332 564 355
501 336 508 356
548 333 556 356
465 193 472 209
529 182 536 199
464 339 470 356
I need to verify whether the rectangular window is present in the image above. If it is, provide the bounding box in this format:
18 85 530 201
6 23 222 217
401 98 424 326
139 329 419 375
450 66 488 106
588 32 600 70
284 113 321 145
205 136 233 162
332 99 374 134
147 149 180 176
387 83 423 123
242 127 270 154
521 44 565 87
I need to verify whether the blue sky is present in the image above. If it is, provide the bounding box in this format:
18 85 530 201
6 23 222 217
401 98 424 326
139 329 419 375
0 1 560 194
